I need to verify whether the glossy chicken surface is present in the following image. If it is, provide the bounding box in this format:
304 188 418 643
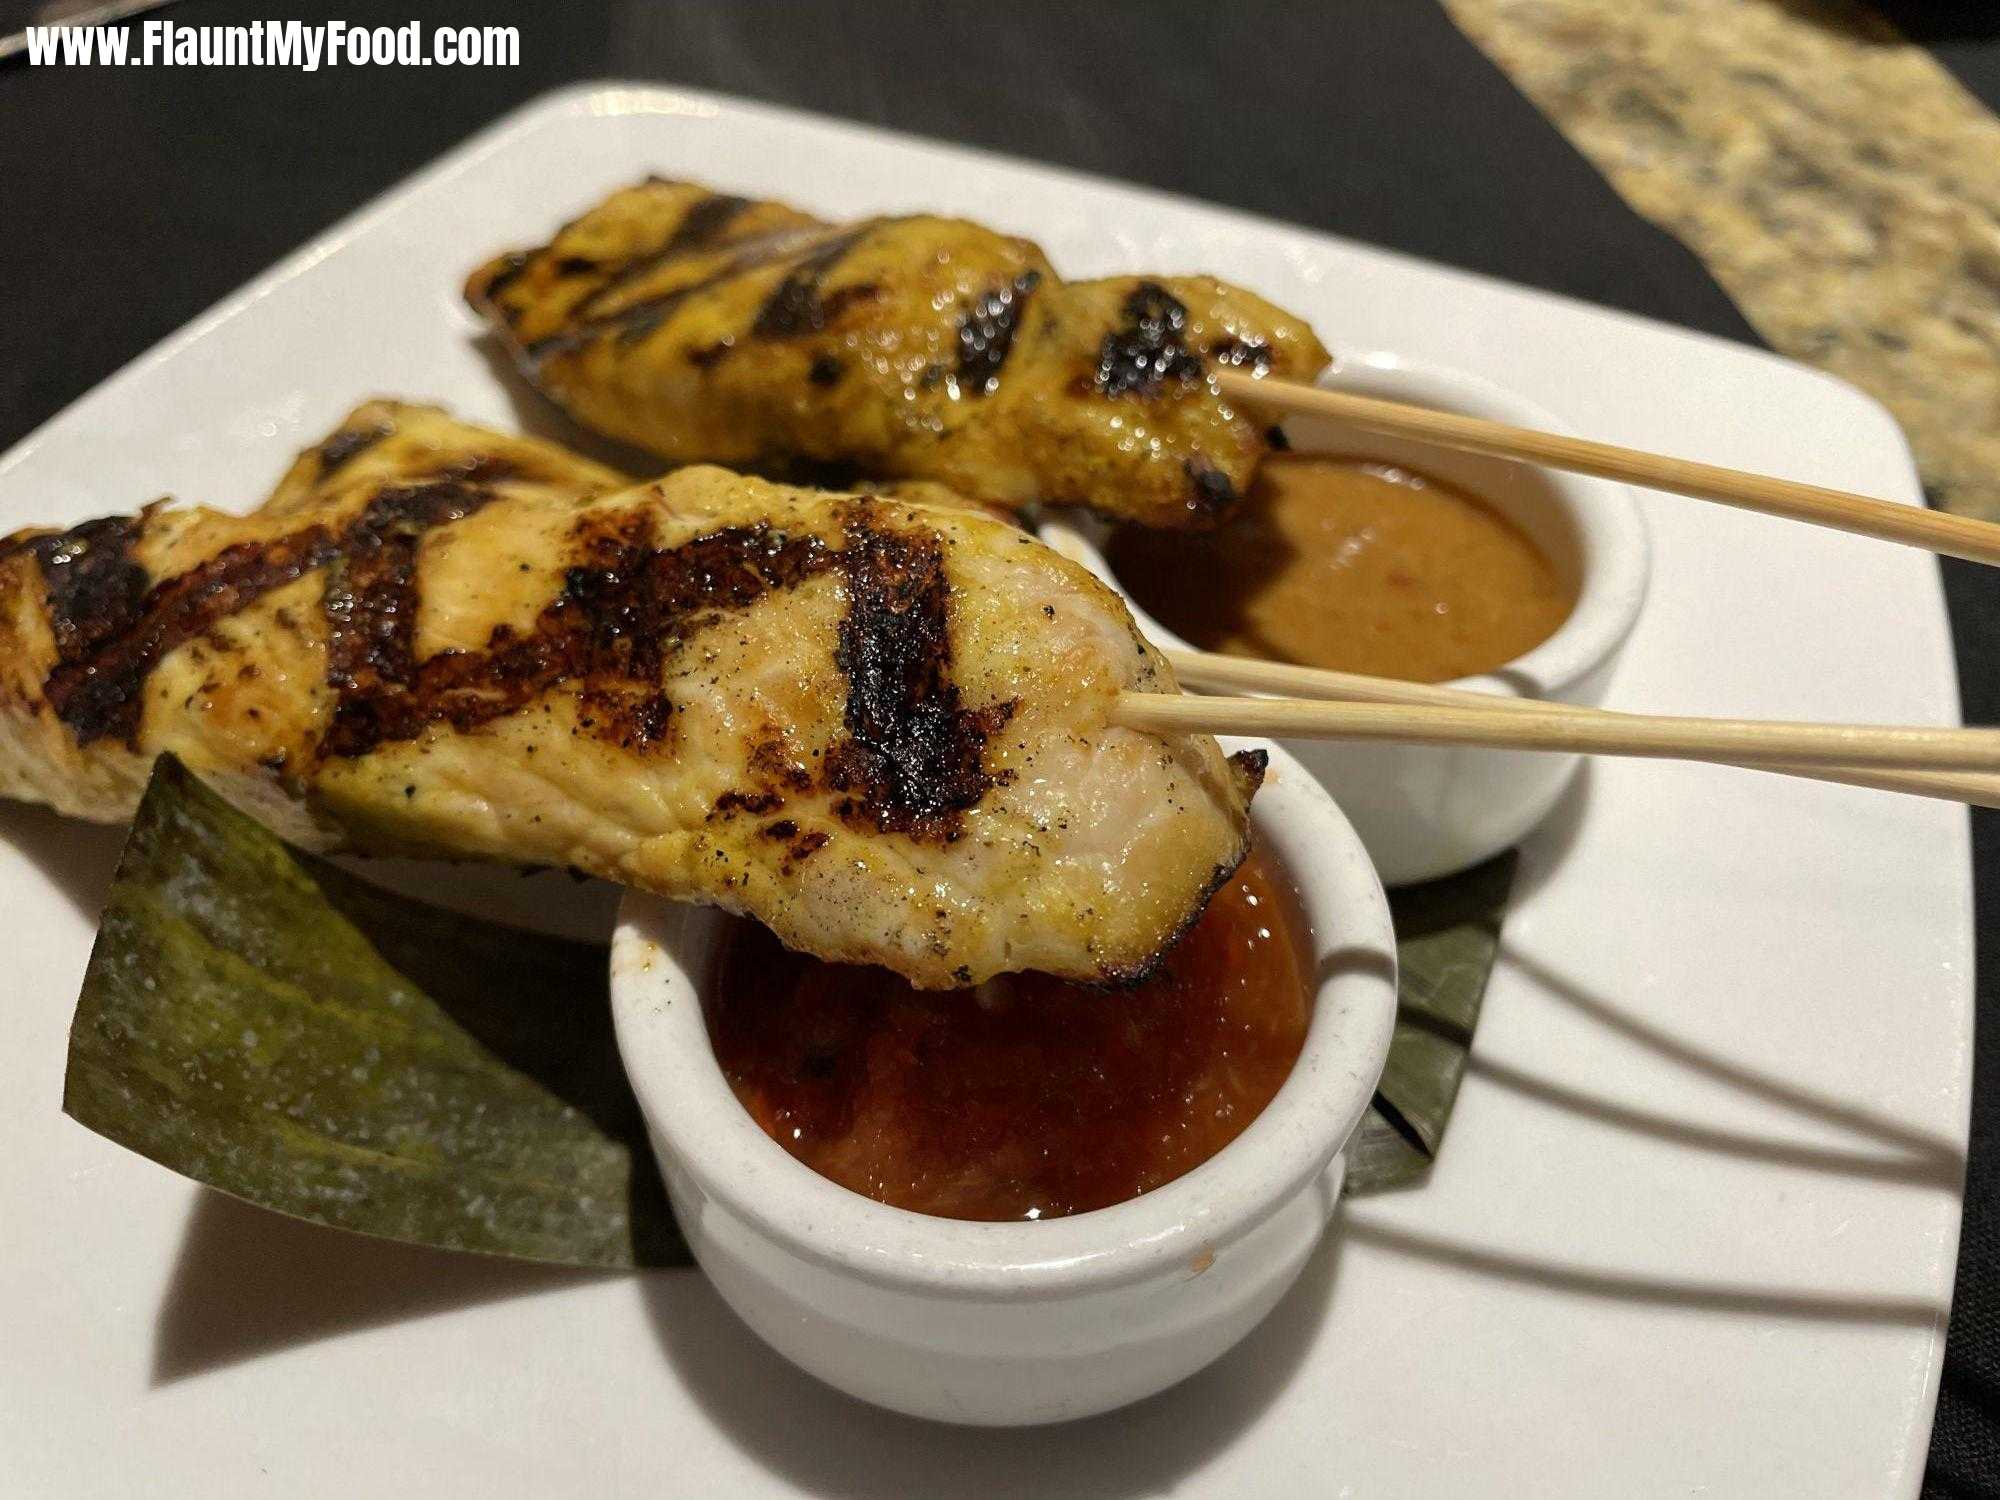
0 404 1261 987
466 178 1330 529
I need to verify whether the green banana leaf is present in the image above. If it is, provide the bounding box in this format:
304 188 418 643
63 755 688 1270
1344 850 1516 1195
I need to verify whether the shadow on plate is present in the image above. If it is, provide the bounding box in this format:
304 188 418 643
1465 1048 1961 1188
1500 943 1965 1173
1339 929 1962 1324
150 1190 630 1386
0 799 127 921
1341 1217 1946 1326
642 1216 1345 1499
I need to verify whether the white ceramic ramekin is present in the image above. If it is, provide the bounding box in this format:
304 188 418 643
610 741 1397 1426
1040 353 1651 886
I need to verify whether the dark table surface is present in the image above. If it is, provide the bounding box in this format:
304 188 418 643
4 1 1995 1492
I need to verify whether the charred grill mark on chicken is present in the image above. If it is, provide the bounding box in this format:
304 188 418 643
511 223 839 364
1093 281 1204 398
956 271 1040 395
749 227 880 339
320 513 836 760
318 477 514 756
38 515 337 747
823 510 1017 842
565 191 759 314
4 515 152 715
314 420 395 476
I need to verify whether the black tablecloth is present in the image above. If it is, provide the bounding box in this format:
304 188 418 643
4 2 1994 1491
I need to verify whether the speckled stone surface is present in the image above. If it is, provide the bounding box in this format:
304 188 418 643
1446 0 2000 518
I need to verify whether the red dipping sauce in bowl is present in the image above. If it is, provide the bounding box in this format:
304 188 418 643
703 850 1311 1221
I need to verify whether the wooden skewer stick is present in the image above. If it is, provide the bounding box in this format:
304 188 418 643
1165 649 2000 810
1213 369 2000 567
1110 692 2000 773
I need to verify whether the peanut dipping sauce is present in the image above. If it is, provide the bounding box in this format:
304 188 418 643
1107 454 1576 684
703 850 1310 1221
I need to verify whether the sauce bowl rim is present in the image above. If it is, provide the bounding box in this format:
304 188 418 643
610 739 1398 1300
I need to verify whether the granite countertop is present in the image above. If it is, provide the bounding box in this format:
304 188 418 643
1447 0 2000 519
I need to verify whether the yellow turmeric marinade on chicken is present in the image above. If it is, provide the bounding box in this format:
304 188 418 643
0 403 1261 988
465 178 1330 529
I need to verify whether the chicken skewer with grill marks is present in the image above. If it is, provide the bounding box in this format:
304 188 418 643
465 178 1330 530
0 402 1262 988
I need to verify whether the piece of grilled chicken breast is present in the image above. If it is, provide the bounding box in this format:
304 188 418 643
0 402 1261 988
465 178 1330 530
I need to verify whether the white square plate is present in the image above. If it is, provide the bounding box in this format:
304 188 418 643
0 85 1968 1498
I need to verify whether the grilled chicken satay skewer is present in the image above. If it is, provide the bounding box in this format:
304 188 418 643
1169 649 2000 807
1213 370 2000 568
465 178 1329 530
468 179 1999 563
0 403 1261 991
